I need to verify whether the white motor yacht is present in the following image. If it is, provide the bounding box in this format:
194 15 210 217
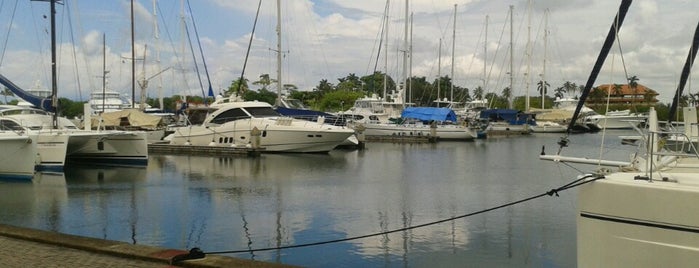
167 96 355 153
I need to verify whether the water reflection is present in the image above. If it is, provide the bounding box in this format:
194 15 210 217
0 172 67 231
0 133 630 267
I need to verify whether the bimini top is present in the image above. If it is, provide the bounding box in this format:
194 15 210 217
401 107 457 122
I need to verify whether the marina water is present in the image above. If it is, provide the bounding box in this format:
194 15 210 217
0 131 635 267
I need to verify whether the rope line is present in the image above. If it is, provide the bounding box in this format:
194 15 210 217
203 174 604 255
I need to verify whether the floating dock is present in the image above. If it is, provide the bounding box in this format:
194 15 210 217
148 143 263 157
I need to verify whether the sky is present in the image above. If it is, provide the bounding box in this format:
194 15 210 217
0 0 697 105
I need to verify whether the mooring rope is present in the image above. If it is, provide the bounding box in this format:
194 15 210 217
196 174 604 256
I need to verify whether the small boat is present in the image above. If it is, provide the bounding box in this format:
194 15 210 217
583 109 647 129
355 107 477 141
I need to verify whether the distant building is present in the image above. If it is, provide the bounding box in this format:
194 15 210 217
586 83 659 106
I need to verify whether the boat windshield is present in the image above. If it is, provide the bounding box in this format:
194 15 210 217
246 107 281 117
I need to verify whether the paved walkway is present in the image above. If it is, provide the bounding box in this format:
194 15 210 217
0 224 294 268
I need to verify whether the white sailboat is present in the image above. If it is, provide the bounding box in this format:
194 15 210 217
541 2 699 266
0 129 38 180
0 0 148 167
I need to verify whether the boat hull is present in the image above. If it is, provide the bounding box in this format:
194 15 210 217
578 173 699 267
0 134 37 179
356 122 476 141
64 130 148 166
31 131 69 172
168 119 355 153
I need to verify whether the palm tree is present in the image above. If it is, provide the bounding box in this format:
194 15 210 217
563 81 577 97
227 77 249 96
1 87 14 104
613 84 623 100
537 80 550 97
473 86 484 100
252 74 277 91
628 75 639 110
553 86 566 99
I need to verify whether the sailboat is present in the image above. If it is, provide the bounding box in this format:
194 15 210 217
541 0 699 266
0 0 148 167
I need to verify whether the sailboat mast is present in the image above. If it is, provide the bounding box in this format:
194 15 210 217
102 33 106 113
525 0 531 111
50 0 58 129
542 9 549 109
275 0 282 106
451 4 456 103
131 0 136 108
402 0 408 104
153 0 164 110
483 15 488 94
508 5 514 109
409 12 413 104
438 38 441 102
383 0 389 101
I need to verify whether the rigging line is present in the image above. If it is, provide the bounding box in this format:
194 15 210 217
156 3 190 96
0 0 19 67
615 31 630 85
235 0 262 95
65 2 83 102
183 19 206 100
186 0 213 99
203 174 604 255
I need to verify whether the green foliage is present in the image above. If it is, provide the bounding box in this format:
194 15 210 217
317 90 364 112
57 98 85 118
242 88 277 104
226 77 250 96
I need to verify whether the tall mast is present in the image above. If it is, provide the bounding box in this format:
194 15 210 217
275 0 282 106
450 4 456 103
102 33 106 113
525 0 531 111
402 0 408 104
508 5 514 109
437 38 441 102
48 0 58 128
409 12 413 104
483 15 488 96
542 9 549 109
153 0 164 109
383 0 390 101
131 0 136 108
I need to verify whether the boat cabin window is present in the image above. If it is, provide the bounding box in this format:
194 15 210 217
0 119 23 131
210 108 249 124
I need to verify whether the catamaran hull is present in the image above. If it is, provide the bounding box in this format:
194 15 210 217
32 132 69 172
64 131 148 166
578 173 699 267
0 134 37 179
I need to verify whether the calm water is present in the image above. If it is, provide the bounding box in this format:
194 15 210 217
0 131 637 267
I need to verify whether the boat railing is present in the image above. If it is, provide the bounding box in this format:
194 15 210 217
646 130 699 171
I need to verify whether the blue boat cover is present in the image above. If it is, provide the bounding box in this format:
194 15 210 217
401 107 457 122
479 109 535 125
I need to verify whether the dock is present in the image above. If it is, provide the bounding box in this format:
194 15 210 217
148 143 263 157
0 223 294 267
